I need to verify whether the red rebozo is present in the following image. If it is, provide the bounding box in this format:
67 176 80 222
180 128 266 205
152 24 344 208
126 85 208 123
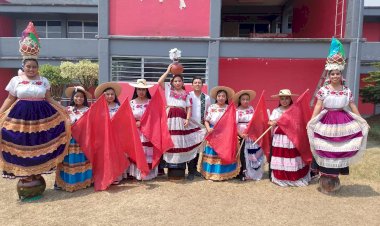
109 0 210 37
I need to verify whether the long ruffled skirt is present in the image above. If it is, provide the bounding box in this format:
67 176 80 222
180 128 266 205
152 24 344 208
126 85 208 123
163 107 206 164
270 127 310 187
55 138 93 192
0 100 70 177
129 133 158 180
307 109 369 175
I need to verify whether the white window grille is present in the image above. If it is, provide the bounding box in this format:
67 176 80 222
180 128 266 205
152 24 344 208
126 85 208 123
111 56 208 84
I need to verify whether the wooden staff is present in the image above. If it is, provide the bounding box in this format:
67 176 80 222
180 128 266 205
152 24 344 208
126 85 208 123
238 125 273 151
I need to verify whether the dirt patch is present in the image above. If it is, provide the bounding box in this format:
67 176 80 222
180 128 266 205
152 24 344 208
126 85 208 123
1 144 380 225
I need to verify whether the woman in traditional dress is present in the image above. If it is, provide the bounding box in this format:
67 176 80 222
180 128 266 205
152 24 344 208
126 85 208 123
307 38 369 193
201 86 240 181
128 79 158 180
0 22 70 200
269 89 310 187
55 86 93 192
158 65 205 179
94 82 124 184
233 90 264 181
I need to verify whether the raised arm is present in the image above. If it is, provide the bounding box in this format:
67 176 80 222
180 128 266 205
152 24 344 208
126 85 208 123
158 64 172 89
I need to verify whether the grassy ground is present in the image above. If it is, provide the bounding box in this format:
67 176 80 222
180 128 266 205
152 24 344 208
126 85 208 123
0 116 379 226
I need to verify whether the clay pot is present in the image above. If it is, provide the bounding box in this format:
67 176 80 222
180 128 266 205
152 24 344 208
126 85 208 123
17 175 46 200
319 175 341 194
170 62 184 75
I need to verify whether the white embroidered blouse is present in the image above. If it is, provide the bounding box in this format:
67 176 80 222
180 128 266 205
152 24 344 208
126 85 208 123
5 76 50 99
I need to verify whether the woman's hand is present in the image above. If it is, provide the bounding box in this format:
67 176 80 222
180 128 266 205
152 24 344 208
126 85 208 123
165 64 172 74
240 133 248 139
268 120 277 126
184 119 189 127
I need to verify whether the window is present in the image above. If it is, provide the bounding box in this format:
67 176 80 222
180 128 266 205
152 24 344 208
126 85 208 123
111 56 208 84
32 21 62 38
68 21 98 39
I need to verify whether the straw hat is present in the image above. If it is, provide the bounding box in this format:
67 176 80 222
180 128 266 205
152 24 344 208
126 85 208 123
271 89 298 98
65 86 92 99
233 90 256 105
129 79 154 89
210 86 235 99
94 82 122 99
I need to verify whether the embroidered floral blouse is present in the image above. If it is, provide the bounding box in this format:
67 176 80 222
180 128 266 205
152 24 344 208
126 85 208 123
66 106 89 124
164 83 191 108
5 75 50 99
108 103 120 118
205 104 228 126
316 85 353 109
236 106 254 134
130 99 150 120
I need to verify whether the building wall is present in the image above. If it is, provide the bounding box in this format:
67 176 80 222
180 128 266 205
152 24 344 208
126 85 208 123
109 0 210 37
219 58 325 110
363 22 380 41
0 69 16 103
292 0 345 38
0 15 14 37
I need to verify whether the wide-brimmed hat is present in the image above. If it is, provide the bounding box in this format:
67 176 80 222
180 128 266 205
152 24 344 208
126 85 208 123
271 89 298 98
129 79 154 89
233 90 256 104
94 82 122 99
210 86 235 99
65 86 92 99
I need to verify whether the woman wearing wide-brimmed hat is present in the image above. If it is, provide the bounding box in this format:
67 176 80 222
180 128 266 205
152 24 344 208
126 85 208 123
268 89 310 187
55 86 93 192
94 82 124 184
200 86 241 181
94 82 122 118
233 90 264 181
127 79 158 180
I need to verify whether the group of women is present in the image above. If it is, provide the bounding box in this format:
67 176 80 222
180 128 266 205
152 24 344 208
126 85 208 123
0 25 369 199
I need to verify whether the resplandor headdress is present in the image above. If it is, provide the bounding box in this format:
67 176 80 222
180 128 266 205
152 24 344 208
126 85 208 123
325 38 346 71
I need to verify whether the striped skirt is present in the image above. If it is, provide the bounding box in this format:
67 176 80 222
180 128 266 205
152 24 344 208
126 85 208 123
163 107 206 164
129 133 158 180
270 127 310 187
0 100 70 177
242 138 264 180
307 109 369 174
201 144 240 181
55 138 93 192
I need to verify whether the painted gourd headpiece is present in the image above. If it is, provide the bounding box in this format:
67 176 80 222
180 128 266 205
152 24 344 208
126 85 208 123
19 22 40 59
325 38 345 71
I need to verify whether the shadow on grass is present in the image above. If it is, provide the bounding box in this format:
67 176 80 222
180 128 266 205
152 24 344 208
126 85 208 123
324 184 380 198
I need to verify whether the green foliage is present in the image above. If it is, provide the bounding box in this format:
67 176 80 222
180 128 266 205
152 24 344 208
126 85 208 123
39 64 71 100
360 62 380 105
60 60 98 90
